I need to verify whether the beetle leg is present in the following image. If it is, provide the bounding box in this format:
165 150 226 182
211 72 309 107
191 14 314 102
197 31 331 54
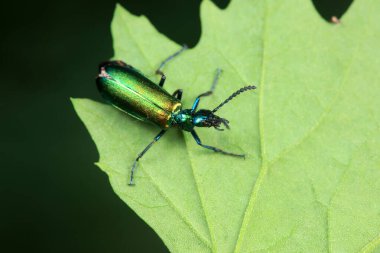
191 130 245 158
158 75 166 87
172 89 183 100
129 130 167 185
155 44 188 82
191 68 222 112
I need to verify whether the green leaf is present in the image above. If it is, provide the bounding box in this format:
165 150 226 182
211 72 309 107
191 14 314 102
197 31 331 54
72 0 380 252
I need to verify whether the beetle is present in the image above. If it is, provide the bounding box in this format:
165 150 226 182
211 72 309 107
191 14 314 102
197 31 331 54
96 46 256 185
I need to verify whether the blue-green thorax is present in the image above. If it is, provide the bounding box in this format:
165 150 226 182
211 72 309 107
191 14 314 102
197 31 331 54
170 109 230 132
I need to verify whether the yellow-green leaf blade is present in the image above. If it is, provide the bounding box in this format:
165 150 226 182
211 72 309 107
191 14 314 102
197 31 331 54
72 0 380 252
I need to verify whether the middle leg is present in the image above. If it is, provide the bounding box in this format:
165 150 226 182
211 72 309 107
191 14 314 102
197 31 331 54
191 68 223 112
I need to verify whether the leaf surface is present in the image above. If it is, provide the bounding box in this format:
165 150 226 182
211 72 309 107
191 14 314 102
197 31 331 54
72 0 380 252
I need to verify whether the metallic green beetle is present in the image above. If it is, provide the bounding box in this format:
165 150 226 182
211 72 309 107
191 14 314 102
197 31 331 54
97 46 256 185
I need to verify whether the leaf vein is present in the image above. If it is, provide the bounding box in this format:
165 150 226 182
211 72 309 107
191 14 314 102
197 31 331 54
267 44 360 167
77 101 212 249
138 161 212 249
233 1 268 252
181 129 216 252
359 233 380 253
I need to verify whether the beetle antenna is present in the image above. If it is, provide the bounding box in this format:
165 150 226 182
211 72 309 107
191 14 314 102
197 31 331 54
212 85 256 113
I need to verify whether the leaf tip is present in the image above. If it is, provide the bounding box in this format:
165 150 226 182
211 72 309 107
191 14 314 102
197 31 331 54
70 97 79 109
69 97 80 103
70 98 98 115
200 0 219 13
70 97 83 106
112 3 129 27
114 3 125 14
113 3 138 23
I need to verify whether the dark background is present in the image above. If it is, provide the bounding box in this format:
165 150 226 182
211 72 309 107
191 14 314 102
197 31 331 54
0 0 352 252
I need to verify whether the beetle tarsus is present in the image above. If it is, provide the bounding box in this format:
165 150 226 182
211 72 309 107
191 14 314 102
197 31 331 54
128 160 138 186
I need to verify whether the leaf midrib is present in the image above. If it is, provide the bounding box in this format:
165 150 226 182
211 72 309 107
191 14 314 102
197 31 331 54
182 129 217 253
233 7 363 252
233 1 268 251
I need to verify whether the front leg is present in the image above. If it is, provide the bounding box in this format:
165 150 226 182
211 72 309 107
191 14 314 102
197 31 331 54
191 130 245 158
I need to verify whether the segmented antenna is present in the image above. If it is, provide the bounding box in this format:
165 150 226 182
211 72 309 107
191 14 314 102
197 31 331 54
212 85 256 113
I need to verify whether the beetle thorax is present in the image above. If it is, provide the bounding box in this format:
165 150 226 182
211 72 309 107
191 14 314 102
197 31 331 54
171 109 194 131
